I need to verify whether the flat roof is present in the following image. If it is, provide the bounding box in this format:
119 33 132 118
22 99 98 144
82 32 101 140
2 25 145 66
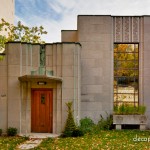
78 15 150 17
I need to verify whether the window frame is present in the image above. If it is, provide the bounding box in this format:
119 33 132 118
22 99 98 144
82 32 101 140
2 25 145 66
114 43 139 106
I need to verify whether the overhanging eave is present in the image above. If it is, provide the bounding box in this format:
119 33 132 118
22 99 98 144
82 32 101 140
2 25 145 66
18 75 63 83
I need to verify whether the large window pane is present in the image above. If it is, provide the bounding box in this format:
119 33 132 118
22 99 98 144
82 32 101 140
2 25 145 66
114 44 139 105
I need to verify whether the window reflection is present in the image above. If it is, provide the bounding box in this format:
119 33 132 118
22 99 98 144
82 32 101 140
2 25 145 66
114 44 139 105
115 61 136 69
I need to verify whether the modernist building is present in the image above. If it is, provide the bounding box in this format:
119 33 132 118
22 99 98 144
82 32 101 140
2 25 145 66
0 15 150 134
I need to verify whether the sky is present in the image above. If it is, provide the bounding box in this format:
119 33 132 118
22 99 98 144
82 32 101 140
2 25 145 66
15 0 150 43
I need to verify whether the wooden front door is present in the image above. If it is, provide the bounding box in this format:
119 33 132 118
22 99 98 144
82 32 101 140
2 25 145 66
31 89 53 133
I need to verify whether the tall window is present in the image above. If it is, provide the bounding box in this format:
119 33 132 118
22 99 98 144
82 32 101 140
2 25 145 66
114 44 139 106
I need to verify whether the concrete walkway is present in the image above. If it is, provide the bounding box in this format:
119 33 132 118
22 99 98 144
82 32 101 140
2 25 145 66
17 139 42 150
17 133 60 149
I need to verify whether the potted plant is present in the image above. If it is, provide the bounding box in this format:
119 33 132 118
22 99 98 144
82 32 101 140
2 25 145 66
113 104 147 130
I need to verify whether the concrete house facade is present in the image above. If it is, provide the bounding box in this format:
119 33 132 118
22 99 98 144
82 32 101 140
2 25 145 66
1 15 150 134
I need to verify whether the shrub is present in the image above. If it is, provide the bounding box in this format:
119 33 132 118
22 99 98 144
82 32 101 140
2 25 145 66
0 129 2 136
97 113 113 130
138 105 146 115
79 117 95 134
72 128 84 137
62 102 76 137
114 104 146 115
7 127 17 136
61 130 73 138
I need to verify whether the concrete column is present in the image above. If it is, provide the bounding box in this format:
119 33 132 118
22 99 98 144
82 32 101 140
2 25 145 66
7 42 22 131
143 17 150 127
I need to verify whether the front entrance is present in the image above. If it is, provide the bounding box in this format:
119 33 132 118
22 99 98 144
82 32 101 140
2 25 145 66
31 89 53 133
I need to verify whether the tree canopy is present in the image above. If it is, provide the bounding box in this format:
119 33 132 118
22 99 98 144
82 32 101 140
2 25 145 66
0 18 47 52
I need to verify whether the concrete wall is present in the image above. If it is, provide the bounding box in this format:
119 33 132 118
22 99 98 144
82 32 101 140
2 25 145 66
60 15 150 128
77 16 113 122
7 43 22 130
61 30 78 42
46 43 81 131
19 42 81 134
0 46 8 132
0 42 81 134
143 16 150 128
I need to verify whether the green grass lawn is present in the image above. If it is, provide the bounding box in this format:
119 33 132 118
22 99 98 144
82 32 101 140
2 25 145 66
0 136 26 150
35 130 150 150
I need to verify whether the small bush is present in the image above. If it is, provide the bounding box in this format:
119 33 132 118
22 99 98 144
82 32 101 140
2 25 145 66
97 113 113 130
62 102 76 137
61 130 73 138
7 127 17 136
79 117 95 134
114 104 146 115
0 129 2 136
138 105 146 115
23 135 30 140
72 128 84 137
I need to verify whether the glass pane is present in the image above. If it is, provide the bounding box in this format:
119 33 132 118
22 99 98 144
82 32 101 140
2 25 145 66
135 94 138 102
114 69 118 76
114 44 118 52
135 61 138 68
117 53 135 61
117 61 136 69
114 78 117 86
128 44 135 52
135 53 138 60
114 61 118 68
117 86 134 94
117 44 128 52
135 86 138 93
117 94 134 102
115 69 138 77
134 70 138 76
117 44 134 52
114 53 118 60
135 44 138 52
114 86 117 93
114 94 118 102
41 94 45 104
117 77 128 85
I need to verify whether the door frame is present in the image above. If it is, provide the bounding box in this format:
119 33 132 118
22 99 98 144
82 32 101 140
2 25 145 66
31 88 53 133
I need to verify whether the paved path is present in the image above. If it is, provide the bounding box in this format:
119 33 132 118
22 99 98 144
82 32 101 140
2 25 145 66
17 139 42 150
17 133 59 149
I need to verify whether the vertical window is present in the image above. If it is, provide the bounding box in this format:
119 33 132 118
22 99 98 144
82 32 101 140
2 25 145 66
114 44 139 106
